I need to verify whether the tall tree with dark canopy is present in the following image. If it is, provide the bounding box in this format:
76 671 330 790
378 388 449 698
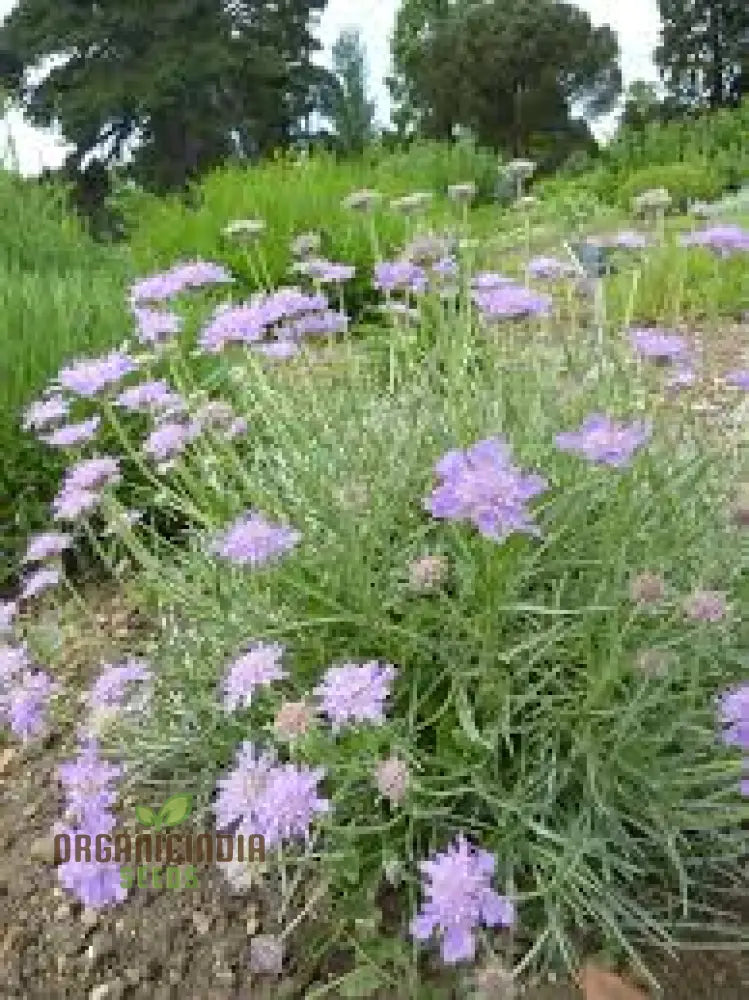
329 28 375 154
657 1 748 108
389 0 621 160
0 0 331 192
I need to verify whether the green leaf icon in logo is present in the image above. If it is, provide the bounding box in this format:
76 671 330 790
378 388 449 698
135 804 157 827
156 793 193 828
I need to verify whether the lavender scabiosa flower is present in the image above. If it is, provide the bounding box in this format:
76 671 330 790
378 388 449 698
374 260 428 294
472 272 514 289
223 642 287 712
424 437 548 541
303 259 356 284
131 305 183 345
634 647 673 678
52 487 101 522
0 602 18 636
20 567 61 601
210 511 301 567
473 284 552 320
57 820 128 908
7 669 58 741
314 661 397 731
198 303 266 353
130 260 233 303
22 395 69 432
22 531 72 564
293 310 348 338
116 379 184 414
63 456 120 492
410 834 515 964
725 370 749 390
555 413 652 467
629 571 665 605
683 589 727 623
374 756 409 804
59 741 122 827
87 659 151 713
273 700 314 741
718 684 749 751
404 233 454 266
605 229 651 249
253 762 330 848
41 416 100 448
680 225 749 255
57 352 138 397
143 420 199 462
0 643 30 690
629 328 690 365
214 741 277 831
666 366 697 390
526 256 576 281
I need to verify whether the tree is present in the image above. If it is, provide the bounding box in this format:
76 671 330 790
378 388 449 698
0 0 333 192
329 28 375 154
656 1 749 108
389 0 621 156
620 80 664 129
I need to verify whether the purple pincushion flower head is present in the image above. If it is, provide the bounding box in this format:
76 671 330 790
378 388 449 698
629 328 691 365
20 567 61 601
0 643 31 689
52 487 101 522
680 225 749 255
210 510 301 568
725 370 749 390
131 306 183 345
555 413 652 467
23 531 72 564
116 379 184 414
56 817 127 908
472 272 514 289
63 457 121 493
59 740 121 827
198 303 267 353
223 642 287 712
473 284 552 320
87 659 151 713
0 602 18 636
303 259 356 284
57 352 138 398
7 669 58 741
424 437 547 542
22 395 69 432
410 834 515 964
374 260 428 294
41 416 100 448
527 256 576 281
143 420 200 462
129 260 233 303
314 661 397 731
252 762 330 849
213 741 276 832
718 684 749 751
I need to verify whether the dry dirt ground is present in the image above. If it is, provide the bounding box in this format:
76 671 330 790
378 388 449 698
1 323 748 1000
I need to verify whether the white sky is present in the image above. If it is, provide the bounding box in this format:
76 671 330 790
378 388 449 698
0 0 663 175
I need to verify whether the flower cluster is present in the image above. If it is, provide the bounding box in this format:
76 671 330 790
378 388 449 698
129 260 234 303
0 642 58 742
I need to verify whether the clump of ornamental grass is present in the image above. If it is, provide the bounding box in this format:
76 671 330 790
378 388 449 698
77 247 749 993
